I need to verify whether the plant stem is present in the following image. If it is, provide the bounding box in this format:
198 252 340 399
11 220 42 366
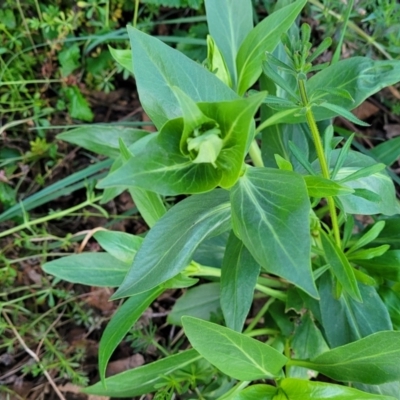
244 297 276 333
192 265 287 301
298 79 341 247
133 0 140 27
249 140 264 167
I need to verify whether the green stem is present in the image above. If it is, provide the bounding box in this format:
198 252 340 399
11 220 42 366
0 195 103 239
133 0 139 27
298 79 341 247
249 140 264 167
244 297 276 333
192 265 287 302
244 328 280 337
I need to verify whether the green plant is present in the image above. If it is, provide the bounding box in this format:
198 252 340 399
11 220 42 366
43 0 400 398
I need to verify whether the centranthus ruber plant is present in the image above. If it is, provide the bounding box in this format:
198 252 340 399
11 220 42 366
44 0 400 398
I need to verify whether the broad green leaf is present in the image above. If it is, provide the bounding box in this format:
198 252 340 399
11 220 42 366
354 382 400 400
371 136 400 166
314 150 400 215
380 287 400 330
167 282 222 326
304 175 354 197
231 384 277 400
305 57 400 122
42 253 129 287
127 26 237 129
278 378 397 400
292 331 400 384
99 94 265 195
193 231 229 268
57 126 147 158
221 232 260 332
112 190 231 299
84 350 201 397
230 167 318 298
320 230 361 301
98 126 222 195
319 273 392 348
205 0 253 88
198 93 265 188
93 231 143 264
289 313 329 379
109 46 133 74
128 187 166 228
236 0 307 95
99 286 163 383
355 250 400 282
182 316 287 380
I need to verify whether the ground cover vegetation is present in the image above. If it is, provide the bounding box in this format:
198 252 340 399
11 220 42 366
1 0 400 399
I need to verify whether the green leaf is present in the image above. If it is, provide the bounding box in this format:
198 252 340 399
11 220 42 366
112 190 231 299
99 94 265 195
317 150 400 215
372 217 400 249
221 232 260 332
127 26 237 129
64 86 94 122
167 282 221 326
42 253 129 287
109 46 133 74
289 313 329 379
370 136 400 166
320 230 361 301
98 126 221 195
380 287 400 330
58 43 80 76
182 316 287 380
304 175 354 197
262 54 299 100
347 245 390 261
354 250 400 282
99 286 163 383
84 349 201 397
231 384 277 400
58 126 147 158
354 382 400 400
278 378 397 400
230 167 318 298
338 163 386 184
205 0 253 88
293 331 400 384
93 231 143 264
128 187 166 228
319 273 392 348
347 221 386 253
206 35 233 87
318 102 370 126
236 0 307 95
305 57 400 121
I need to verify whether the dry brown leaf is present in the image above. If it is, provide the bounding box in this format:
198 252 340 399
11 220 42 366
106 354 145 377
352 100 379 120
